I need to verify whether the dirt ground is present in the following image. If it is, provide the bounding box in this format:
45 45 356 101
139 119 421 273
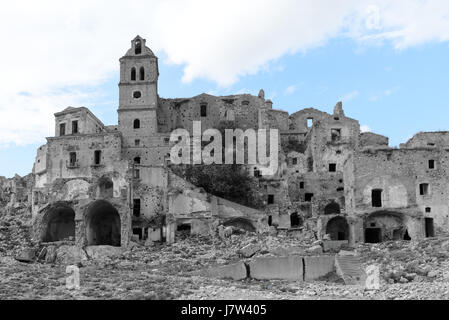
2 233 449 300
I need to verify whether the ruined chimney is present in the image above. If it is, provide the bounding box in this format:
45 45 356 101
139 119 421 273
334 101 344 117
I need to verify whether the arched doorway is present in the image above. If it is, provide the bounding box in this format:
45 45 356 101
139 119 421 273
324 202 341 215
223 217 256 232
42 203 75 242
86 200 121 246
326 216 349 240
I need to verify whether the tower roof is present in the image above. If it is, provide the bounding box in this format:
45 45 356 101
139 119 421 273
122 35 156 58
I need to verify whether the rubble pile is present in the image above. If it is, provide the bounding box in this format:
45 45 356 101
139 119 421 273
358 237 449 284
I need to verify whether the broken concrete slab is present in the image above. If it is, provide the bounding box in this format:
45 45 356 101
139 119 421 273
323 240 349 252
202 262 247 280
304 256 335 281
15 248 36 263
271 246 305 256
238 243 261 258
249 256 303 281
55 245 88 264
85 245 123 260
306 245 323 254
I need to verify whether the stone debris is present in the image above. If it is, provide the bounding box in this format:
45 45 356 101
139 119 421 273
238 243 261 258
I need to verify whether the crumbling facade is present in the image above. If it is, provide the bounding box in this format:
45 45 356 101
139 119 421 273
26 36 447 248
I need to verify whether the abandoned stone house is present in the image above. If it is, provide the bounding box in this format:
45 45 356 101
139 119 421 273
28 35 447 249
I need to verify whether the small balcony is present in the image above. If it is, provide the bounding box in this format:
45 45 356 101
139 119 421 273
66 160 80 169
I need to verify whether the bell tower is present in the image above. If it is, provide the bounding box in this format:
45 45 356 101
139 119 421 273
118 36 159 149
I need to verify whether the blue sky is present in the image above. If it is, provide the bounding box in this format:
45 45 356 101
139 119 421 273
1 1 449 177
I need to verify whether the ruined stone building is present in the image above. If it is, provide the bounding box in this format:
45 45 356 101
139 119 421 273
26 36 448 249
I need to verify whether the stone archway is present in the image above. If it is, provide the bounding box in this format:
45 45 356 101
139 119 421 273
223 217 256 232
324 202 341 215
326 216 349 240
86 200 121 246
364 211 407 243
42 202 76 242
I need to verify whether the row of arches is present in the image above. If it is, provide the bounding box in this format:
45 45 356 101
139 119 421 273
42 200 121 247
130 67 145 81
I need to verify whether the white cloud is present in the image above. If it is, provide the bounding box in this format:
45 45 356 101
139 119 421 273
1 0 449 145
284 85 297 96
340 90 359 102
360 125 371 133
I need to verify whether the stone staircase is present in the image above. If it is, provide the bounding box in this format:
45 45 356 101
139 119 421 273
335 255 366 285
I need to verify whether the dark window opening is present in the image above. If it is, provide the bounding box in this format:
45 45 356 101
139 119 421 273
134 157 141 164
428 143 435 147
133 228 143 240
133 119 140 129
372 189 382 207
336 150 342 154
403 230 411 241
267 194 274 205
290 212 302 228
72 121 78 134
60 123 66 136
242 100 250 106
133 199 141 217
94 150 101 165
69 152 77 166
200 104 207 117
329 163 337 172
307 118 313 128
300 182 304 189
135 40 141 55
139 67 145 81
331 129 341 142
365 228 382 243
177 224 191 234
305 193 314 202
131 67 136 81
337 187 344 192
133 91 141 99
425 218 435 238
292 158 298 165
254 169 261 178
268 215 272 226
426 207 431 213
135 139 140 147
429 160 435 169
420 183 429 196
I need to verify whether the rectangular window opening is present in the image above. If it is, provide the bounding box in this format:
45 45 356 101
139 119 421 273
59 123 66 136
72 120 78 134
305 193 314 202
133 199 141 217
331 129 341 142
420 183 429 196
94 150 101 165
372 189 382 207
200 104 207 117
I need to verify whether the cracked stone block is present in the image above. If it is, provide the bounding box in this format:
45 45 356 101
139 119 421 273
249 256 303 281
304 256 335 281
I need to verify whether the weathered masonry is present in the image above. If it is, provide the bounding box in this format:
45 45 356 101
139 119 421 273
30 35 446 248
